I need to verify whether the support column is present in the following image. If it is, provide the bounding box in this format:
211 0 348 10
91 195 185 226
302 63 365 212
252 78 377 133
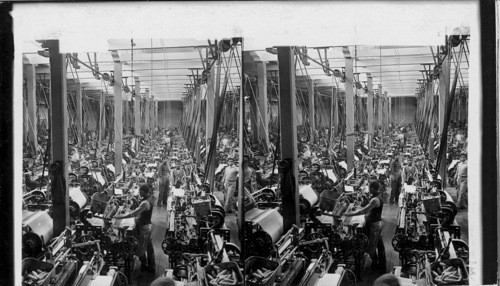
26 64 38 152
439 54 451 186
387 93 392 126
249 81 259 141
134 78 141 135
99 91 105 145
277 47 300 230
384 91 389 131
75 82 83 144
367 74 374 147
206 64 215 149
333 87 338 136
145 89 150 136
47 40 69 236
307 78 315 144
194 87 202 164
256 62 269 151
112 55 123 178
378 85 383 129
343 48 355 170
150 95 155 135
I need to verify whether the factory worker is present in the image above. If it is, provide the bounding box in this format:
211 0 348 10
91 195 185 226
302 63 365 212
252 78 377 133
114 184 155 273
455 152 468 210
222 157 238 213
344 181 386 271
242 159 256 193
389 157 402 204
403 160 417 183
172 164 186 186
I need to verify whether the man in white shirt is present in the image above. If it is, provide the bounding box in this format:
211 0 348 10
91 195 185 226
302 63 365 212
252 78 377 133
455 152 468 210
222 158 238 213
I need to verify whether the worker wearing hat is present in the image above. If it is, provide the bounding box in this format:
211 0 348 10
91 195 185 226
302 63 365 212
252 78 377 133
222 157 238 213
455 152 468 210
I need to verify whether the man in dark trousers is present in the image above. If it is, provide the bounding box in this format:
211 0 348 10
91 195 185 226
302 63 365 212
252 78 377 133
390 157 403 204
157 163 170 206
344 181 387 271
114 184 156 272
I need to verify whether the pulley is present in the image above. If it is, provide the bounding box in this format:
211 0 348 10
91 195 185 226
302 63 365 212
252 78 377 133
452 239 469 264
69 199 81 220
223 243 241 262
219 38 232 52
392 234 410 252
207 209 225 229
102 73 110 82
246 230 274 258
439 205 455 226
22 232 43 258
351 233 369 254
122 236 139 255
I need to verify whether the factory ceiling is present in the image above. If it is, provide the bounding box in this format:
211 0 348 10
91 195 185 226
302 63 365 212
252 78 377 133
244 43 469 98
22 38 242 101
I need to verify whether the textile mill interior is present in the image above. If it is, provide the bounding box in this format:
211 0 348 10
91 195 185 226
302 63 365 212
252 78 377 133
19 33 478 286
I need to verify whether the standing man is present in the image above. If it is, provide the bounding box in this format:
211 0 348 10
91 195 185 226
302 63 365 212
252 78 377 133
403 161 417 184
344 181 386 271
172 164 186 187
221 157 238 213
114 184 156 273
157 163 170 206
389 157 402 204
455 152 468 210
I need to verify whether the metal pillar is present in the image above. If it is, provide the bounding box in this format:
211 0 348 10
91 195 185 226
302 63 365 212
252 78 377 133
378 85 383 129
343 48 355 170
367 74 374 147
195 87 202 164
333 86 338 136
277 47 300 230
113 55 123 178
250 81 259 141
384 91 389 131
47 40 69 236
145 89 150 136
26 64 38 151
150 95 155 135
439 54 451 186
75 82 83 144
386 92 392 126
256 62 269 151
307 78 315 144
98 91 105 146
134 78 141 135
206 64 215 149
